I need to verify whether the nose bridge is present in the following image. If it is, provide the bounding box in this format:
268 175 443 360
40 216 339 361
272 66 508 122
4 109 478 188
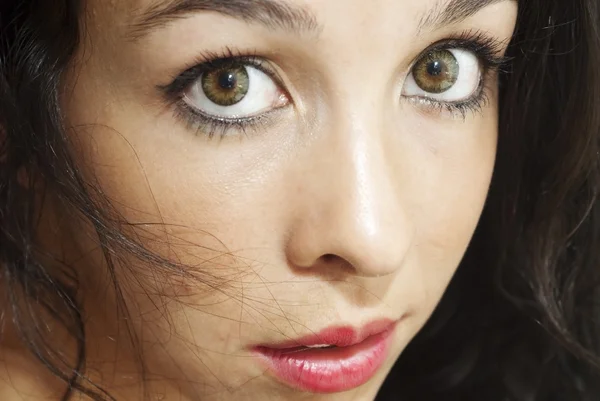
286 99 413 277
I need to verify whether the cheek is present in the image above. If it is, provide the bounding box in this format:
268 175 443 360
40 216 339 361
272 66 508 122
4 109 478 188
64 88 497 284
62 53 498 329
61 92 295 307
401 114 497 314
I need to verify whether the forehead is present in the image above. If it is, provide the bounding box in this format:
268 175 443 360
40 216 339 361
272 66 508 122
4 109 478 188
85 0 441 36
77 0 516 88
84 0 516 47
93 0 433 15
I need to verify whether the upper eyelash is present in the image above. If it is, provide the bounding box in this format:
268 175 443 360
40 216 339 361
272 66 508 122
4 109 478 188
159 47 282 138
402 29 509 118
160 47 264 100
162 30 507 97
415 29 511 70
158 47 282 139
161 30 509 137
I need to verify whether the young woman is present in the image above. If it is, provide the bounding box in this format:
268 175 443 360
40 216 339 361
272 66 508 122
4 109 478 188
0 0 599 400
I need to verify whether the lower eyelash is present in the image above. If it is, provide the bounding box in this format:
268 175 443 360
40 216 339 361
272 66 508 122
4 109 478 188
408 90 491 120
165 29 505 136
161 49 288 139
405 66 497 120
173 99 273 140
176 74 493 138
402 29 508 119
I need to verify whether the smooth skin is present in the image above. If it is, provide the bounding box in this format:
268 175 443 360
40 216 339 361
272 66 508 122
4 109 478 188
0 0 517 400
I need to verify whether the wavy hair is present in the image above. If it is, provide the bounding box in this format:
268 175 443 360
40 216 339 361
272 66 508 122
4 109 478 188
1 0 600 400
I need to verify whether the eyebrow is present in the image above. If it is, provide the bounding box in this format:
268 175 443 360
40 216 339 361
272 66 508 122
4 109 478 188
418 0 515 32
128 0 320 40
128 0 514 41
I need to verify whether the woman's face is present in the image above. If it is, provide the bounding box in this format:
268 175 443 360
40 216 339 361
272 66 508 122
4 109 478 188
57 0 517 399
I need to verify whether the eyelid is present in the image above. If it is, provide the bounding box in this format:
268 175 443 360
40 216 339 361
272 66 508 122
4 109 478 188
400 30 507 119
162 31 509 136
161 51 294 139
160 53 291 106
407 30 509 71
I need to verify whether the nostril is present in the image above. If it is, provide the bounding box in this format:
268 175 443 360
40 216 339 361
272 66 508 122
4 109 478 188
320 253 351 268
318 253 357 274
321 254 338 263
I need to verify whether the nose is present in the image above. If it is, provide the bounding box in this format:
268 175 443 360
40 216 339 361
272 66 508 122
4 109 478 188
285 112 414 278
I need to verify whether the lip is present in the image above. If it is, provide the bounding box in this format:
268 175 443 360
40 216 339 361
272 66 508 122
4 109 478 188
252 319 397 393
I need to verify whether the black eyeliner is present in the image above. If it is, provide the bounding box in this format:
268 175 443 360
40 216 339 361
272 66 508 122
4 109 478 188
160 53 263 99
173 97 279 140
159 47 289 139
162 29 511 137
405 29 510 119
426 29 510 69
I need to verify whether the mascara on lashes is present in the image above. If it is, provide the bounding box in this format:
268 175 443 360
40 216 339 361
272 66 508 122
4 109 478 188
159 31 509 137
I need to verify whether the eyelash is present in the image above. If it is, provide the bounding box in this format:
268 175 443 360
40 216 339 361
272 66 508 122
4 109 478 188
160 30 509 138
404 30 509 119
160 47 281 139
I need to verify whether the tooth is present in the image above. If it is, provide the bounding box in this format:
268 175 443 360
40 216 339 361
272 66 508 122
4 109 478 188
306 344 332 348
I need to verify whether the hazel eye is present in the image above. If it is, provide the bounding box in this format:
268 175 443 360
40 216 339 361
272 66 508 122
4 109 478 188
402 49 482 102
183 62 289 119
202 65 250 106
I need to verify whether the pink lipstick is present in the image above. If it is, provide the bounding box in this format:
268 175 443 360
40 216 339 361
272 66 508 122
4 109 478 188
253 319 396 393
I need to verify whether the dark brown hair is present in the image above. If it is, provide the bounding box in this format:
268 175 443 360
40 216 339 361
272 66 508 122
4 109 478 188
1 0 600 400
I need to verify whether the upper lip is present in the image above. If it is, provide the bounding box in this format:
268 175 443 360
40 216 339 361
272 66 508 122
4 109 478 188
255 318 397 350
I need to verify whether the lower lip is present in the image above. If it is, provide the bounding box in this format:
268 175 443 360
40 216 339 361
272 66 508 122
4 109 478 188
253 323 396 393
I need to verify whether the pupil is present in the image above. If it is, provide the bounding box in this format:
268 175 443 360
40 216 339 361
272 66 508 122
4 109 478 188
427 61 444 76
218 71 237 90
412 50 458 94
